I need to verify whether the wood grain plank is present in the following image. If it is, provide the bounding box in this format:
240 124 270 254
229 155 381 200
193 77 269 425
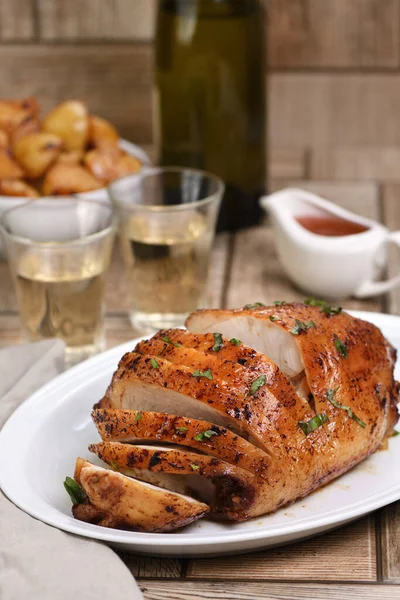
38 0 155 41
268 0 400 69
312 146 400 181
188 517 376 581
0 44 152 144
381 183 400 315
269 148 308 180
380 501 400 582
140 581 400 600
270 74 400 151
269 180 381 220
0 0 35 40
117 551 182 579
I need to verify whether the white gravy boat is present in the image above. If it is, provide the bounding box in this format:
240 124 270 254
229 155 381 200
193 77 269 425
260 188 400 299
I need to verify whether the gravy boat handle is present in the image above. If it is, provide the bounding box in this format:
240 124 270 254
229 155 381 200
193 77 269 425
354 231 400 297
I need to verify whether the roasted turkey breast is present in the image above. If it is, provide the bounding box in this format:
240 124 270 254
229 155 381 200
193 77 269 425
67 302 399 532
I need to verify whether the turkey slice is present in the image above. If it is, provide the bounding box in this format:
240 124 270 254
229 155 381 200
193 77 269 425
72 458 209 532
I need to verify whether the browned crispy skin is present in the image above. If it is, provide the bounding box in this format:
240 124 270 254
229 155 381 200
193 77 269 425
89 441 265 520
186 304 399 480
92 408 274 480
73 458 209 532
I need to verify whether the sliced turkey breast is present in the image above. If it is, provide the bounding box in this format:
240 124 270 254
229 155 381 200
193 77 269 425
134 333 328 487
92 408 274 480
72 458 209 532
97 351 285 453
135 330 312 422
89 441 274 520
186 303 400 476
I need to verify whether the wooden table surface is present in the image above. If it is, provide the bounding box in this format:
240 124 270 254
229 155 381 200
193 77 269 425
1 183 400 599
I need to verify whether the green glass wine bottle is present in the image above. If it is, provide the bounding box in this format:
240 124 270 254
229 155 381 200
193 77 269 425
154 0 266 231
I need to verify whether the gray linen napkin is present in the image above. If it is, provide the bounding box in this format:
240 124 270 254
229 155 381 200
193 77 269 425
0 340 144 600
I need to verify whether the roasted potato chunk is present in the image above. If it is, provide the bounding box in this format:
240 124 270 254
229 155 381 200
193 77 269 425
0 150 24 179
0 178 39 197
10 96 39 117
84 148 141 184
0 129 8 149
0 97 38 135
12 117 41 145
42 100 89 152
89 115 119 148
14 133 63 178
42 163 102 195
56 150 83 165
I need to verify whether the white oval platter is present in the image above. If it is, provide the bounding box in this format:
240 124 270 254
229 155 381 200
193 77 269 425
0 310 399 557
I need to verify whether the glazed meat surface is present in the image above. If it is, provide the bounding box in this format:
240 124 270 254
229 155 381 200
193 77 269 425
69 302 399 532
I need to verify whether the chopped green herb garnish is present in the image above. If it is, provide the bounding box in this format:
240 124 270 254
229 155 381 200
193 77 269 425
194 429 218 442
212 332 223 352
249 374 267 396
393 431 400 437
150 357 160 369
304 297 324 307
327 389 366 428
176 426 188 433
135 412 143 422
192 368 213 380
190 464 200 471
161 335 182 347
109 460 120 472
244 302 266 309
64 476 89 505
290 319 316 335
269 315 278 322
273 300 286 306
230 338 242 346
304 297 342 316
321 305 342 316
334 337 348 358
298 413 329 436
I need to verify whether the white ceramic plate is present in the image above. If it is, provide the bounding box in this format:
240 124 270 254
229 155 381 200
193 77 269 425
0 310 399 557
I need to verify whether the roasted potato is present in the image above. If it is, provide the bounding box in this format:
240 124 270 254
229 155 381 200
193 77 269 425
10 97 39 117
84 148 141 184
56 150 83 165
14 133 63 179
0 97 38 136
0 178 39 197
12 117 41 145
42 100 89 152
0 150 24 179
0 129 8 149
89 115 119 148
42 163 102 195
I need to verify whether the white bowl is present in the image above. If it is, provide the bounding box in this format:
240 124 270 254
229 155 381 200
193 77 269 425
0 139 151 258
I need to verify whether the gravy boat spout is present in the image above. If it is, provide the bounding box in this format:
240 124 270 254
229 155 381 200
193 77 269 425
260 188 400 299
